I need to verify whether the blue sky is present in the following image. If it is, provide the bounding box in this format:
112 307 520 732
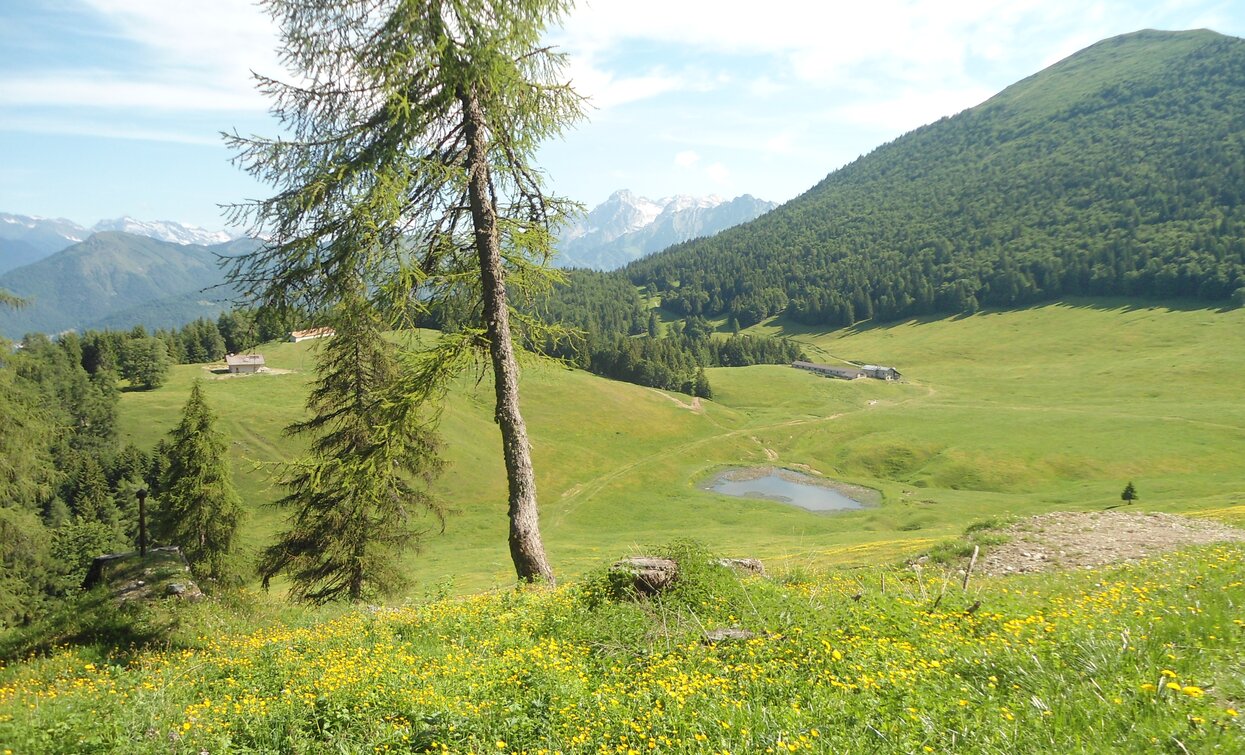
1 0 1242 230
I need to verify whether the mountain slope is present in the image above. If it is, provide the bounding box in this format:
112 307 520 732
0 232 237 337
626 29 1245 327
0 214 87 274
0 213 241 277
556 191 776 270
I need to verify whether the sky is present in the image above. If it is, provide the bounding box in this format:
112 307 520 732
1 0 1243 231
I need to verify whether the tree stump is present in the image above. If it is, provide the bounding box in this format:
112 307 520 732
610 556 678 595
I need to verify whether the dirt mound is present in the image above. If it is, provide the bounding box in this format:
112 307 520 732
979 510 1245 576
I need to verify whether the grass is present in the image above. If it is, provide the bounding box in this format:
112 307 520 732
1 541 1242 752
6 299 1245 752
109 299 1245 594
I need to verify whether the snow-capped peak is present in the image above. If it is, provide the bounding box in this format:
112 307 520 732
554 190 776 271
91 217 237 246
657 194 725 214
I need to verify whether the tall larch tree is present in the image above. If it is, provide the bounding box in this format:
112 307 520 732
226 0 583 583
155 381 244 582
258 290 444 603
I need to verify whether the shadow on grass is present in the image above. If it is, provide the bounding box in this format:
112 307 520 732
0 589 180 664
759 295 1239 342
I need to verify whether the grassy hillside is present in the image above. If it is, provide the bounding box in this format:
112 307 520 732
114 301 1245 594
746 299 1245 518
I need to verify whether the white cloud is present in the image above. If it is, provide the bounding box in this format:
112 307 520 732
763 131 796 155
0 114 222 145
674 150 701 168
829 85 997 133
748 76 787 97
556 0 1238 91
78 0 280 84
564 55 685 109
0 75 264 112
3 0 281 117
705 162 731 185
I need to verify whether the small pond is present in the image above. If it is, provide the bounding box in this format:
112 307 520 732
702 467 877 513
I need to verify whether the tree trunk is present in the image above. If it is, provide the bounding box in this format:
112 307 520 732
461 89 555 584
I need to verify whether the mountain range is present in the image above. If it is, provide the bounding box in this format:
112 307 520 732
554 191 776 270
6 29 1244 340
0 213 239 275
0 191 773 337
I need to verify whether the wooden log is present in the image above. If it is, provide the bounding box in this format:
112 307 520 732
962 545 980 590
717 558 765 576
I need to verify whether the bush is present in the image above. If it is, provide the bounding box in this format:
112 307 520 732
924 517 1012 565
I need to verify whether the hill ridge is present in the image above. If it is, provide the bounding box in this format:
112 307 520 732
0 232 238 337
626 28 1245 328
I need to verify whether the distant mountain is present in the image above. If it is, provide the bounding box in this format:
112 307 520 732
86 289 239 332
0 232 250 338
90 217 237 247
0 213 241 276
0 213 87 274
627 29 1245 327
555 191 776 270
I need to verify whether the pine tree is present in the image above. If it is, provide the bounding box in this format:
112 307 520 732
259 292 443 603
155 382 244 582
693 367 713 400
1121 481 1138 503
119 337 172 390
226 0 583 584
0 359 57 513
66 454 118 527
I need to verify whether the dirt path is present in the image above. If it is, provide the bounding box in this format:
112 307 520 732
979 510 1245 576
644 387 703 412
201 366 295 378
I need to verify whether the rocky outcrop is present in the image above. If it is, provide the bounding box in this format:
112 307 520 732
83 546 204 603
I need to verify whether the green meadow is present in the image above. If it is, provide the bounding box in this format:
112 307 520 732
116 299 1245 595
4 541 1244 752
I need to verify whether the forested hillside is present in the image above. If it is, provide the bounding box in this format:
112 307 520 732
626 30 1245 327
0 233 252 338
528 269 803 396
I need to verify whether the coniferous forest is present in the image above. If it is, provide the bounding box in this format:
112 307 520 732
625 31 1245 328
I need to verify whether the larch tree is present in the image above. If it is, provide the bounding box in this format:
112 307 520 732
155 381 244 582
226 0 583 583
258 289 444 603
119 337 172 390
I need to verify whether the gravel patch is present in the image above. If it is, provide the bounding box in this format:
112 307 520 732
978 510 1245 576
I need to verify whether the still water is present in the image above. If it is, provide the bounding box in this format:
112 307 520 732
705 468 870 512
